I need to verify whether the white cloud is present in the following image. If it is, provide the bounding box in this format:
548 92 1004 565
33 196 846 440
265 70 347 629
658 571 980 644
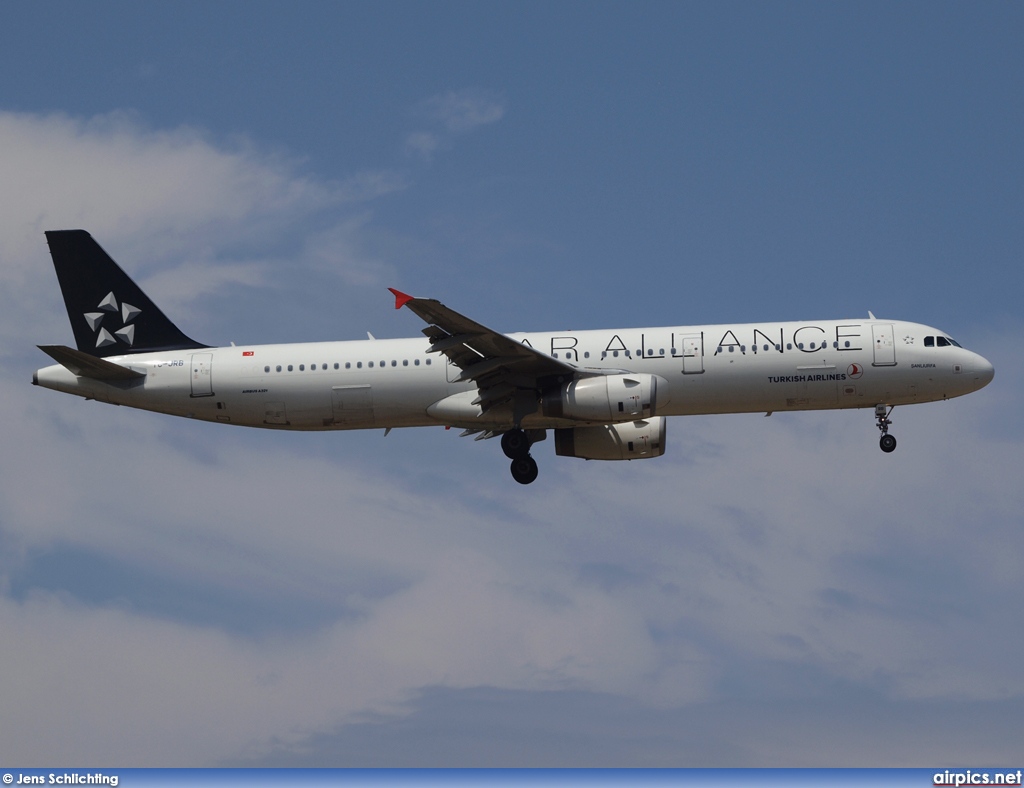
3 109 1021 765
405 88 506 161
1 373 669 763
0 110 407 355
422 89 507 133
6 332 1020 764
404 131 441 160
0 111 325 270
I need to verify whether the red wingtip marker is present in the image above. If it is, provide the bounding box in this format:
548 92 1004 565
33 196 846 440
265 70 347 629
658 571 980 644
388 288 415 310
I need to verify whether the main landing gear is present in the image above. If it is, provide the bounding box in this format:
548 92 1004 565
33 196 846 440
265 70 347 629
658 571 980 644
875 404 897 453
502 428 539 484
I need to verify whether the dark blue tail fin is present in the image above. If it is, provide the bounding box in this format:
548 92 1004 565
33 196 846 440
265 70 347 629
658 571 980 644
45 230 207 357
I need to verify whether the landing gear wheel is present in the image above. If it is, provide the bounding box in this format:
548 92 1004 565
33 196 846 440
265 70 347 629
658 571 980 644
874 404 896 453
501 428 531 459
510 455 539 485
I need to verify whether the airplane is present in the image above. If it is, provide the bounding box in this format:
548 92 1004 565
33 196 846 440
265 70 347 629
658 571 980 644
33 230 995 484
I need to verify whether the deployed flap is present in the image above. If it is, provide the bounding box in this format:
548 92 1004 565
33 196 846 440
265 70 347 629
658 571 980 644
389 288 579 421
38 344 146 381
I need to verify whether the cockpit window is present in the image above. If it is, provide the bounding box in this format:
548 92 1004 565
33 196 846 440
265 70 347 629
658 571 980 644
936 336 950 347
947 336 962 348
924 336 934 347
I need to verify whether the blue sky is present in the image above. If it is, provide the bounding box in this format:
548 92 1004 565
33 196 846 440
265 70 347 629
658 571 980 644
0 1 1022 766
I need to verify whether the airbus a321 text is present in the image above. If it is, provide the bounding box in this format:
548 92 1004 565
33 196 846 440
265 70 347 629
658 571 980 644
34 231 995 484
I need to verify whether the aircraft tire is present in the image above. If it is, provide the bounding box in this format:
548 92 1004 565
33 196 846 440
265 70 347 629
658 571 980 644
501 428 532 459
510 455 539 485
879 434 897 453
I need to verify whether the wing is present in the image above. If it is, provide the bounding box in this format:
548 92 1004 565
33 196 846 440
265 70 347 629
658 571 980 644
389 288 579 423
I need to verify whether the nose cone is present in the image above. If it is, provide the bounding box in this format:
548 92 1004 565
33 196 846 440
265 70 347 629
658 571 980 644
972 353 995 390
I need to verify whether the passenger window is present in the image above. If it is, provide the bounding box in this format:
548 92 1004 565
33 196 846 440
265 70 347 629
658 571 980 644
391 360 397 367
368 361 374 368
426 359 431 365
414 359 420 366
276 365 282 372
924 336 934 347
344 362 349 369
403 360 408 366
357 362 362 368
584 352 590 359
288 365 293 372
264 366 270 373
299 364 305 371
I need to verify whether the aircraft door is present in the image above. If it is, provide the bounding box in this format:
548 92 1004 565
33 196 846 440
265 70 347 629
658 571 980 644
680 334 704 374
872 324 896 366
190 353 214 397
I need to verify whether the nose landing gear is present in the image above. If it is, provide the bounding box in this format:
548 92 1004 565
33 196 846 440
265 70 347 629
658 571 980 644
875 404 897 453
502 428 539 484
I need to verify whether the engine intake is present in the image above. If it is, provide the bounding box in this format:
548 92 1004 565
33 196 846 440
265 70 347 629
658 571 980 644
542 373 666 423
554 417 667 461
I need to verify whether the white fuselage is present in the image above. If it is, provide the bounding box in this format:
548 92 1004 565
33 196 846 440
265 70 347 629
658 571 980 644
33 318 994 431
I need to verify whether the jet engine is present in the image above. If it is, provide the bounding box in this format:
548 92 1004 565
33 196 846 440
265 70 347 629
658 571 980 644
541 373 667 423
554 417 667 461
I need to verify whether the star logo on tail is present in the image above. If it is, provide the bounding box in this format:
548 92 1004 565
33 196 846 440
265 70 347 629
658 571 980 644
83 292 141 348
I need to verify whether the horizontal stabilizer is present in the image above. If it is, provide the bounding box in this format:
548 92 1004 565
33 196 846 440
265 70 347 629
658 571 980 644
38 345 146 381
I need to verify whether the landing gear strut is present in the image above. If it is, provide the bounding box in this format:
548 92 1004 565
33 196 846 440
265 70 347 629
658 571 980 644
875 404 897 453
502 428 539 484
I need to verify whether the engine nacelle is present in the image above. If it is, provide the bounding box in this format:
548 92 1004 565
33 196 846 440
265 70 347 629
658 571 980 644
542 373 666 423
554 417 667 461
